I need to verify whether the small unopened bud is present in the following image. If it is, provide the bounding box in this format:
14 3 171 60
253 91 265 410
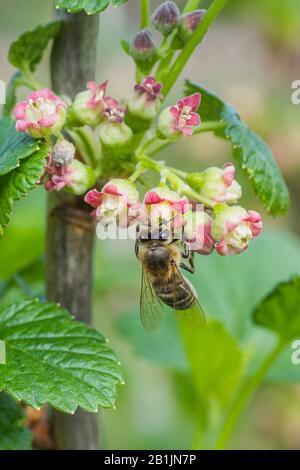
178 9 206 44
131 28 156 62
99 121 133 157
152 1 180 36
52 139 75 166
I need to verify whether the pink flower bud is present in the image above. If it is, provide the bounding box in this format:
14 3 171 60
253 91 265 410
131 29 157 62
52 139 75 166
126 76 162 130
14 88 67 139
158 93 201 140
152 1 180 36
72 81 115 127
187 163 242 203
212 205 263 256
183 211 214 255
84 179 139 227
179 10 206 44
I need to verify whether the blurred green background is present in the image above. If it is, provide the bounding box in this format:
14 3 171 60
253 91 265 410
1 0 300 450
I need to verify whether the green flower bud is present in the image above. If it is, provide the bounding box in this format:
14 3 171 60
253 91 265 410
72 90 102 127
99 121 133 157
131 29 157 62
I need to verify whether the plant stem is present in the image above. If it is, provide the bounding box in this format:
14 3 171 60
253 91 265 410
138 154 216 208
162 0 230 97
48 10 100 450
140 0 150 29
183 0 203 14
20 65 45 91
147 121 225 156
215 339 286 450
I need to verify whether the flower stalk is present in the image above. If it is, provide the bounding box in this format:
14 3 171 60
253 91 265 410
162 0 230 97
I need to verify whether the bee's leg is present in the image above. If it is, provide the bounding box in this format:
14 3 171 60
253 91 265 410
135 239 139 259
168 238 180 245
181 241 190 259
180 250 195 273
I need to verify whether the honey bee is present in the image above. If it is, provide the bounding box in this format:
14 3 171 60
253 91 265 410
135 223 206 331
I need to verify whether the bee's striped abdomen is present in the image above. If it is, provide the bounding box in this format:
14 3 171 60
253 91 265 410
152 277 195 310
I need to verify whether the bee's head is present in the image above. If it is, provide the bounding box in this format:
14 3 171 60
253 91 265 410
145 245 172 272
138 223 170 243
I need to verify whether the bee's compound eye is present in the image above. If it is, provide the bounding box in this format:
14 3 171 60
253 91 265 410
139 230 150 242
160 228 169 240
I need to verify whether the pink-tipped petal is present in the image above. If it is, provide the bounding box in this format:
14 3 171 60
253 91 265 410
103 183 123 197
14 101 27 120
16 120 29 132
178 93 201 111
84 189 103 208
186 112 200 127
246 210 262 224
180 126 193 136
215 239 228 256
39 115 57 128
222 163 235 186
144 190 163 205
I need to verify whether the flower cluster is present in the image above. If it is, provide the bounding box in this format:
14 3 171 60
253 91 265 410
84 165 262 257
13 75 202 195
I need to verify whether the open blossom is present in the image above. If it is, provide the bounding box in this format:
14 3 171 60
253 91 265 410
184 211 214 255
126 76 162 131
14 88 67 139
72 81 114 126
100 99 133 154
102 99 126 123
212 206 263 256
158 93 201 140
127 76 162 125
44 159 73 192
187 163 242 203
44 158 95 195
134 76 163 101
144 187 189 230
84 179 139 227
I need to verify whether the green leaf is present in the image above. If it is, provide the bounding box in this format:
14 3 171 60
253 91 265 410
0 144 48 238
8 22 61 72
117 310 187 371
178 318 244 449
179 319 244 407
0 258 45 309
121 39 131 56
111 0 128 6
184 80 290 216
0 392 32 450
253 277 300 343
0 117 40 176
55 0 127 14
2 72 22 118
0 299 123 413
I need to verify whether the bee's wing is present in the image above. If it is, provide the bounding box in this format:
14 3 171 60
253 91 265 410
140 268 164 331
170 263 206 327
